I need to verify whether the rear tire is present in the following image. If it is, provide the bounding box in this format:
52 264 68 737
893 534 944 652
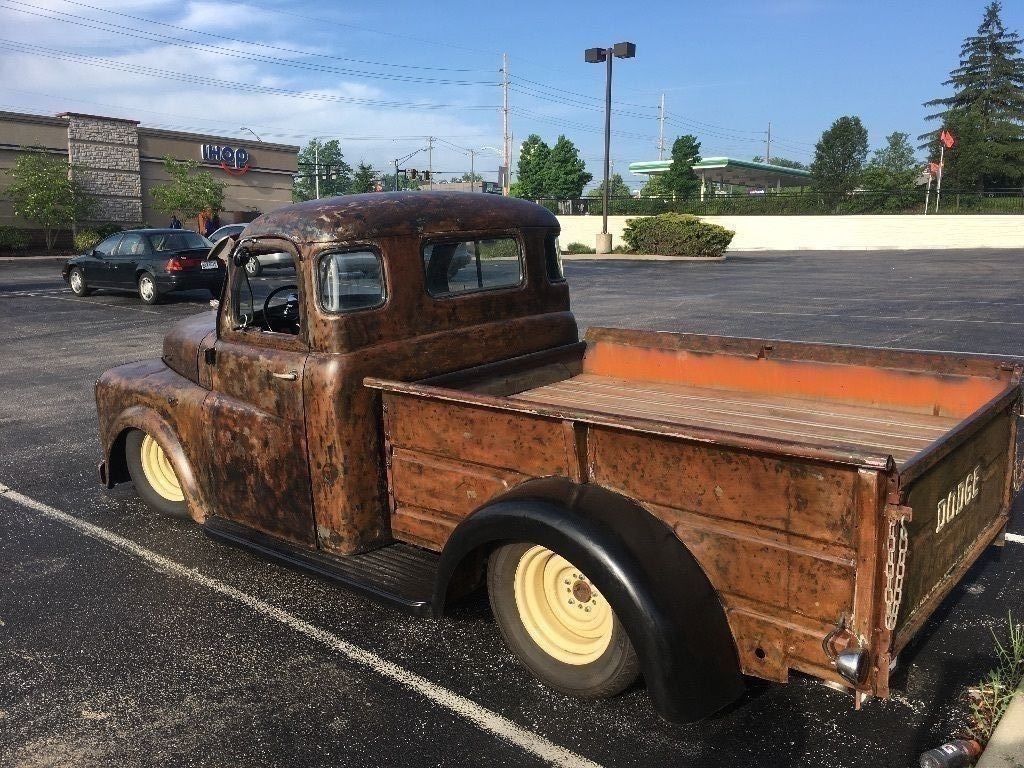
125 429 189 519
68 267 93 296
487 542 640 698
137 273 160 304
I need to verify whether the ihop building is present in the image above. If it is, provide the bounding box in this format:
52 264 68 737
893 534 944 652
0 110 298 236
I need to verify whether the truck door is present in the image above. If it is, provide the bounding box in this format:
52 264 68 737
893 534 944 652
203 238 316 545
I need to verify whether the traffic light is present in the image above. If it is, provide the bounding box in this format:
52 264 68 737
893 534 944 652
406 169 418 179
422 171 431 182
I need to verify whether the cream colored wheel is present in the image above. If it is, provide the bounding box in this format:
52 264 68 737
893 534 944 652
139 434 184 502
513 545 613 665
125 429 189 518
488 542 639 698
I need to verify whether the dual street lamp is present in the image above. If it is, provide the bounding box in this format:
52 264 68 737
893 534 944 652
585 42 636 254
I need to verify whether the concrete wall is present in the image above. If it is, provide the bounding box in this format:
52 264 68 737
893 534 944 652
557 214 1024 251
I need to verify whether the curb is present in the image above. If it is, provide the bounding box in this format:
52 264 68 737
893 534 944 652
561 254 726 262
0 255 70 262
977 676 1024 767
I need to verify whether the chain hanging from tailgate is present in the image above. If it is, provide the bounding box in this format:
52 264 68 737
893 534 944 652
884 505 912 631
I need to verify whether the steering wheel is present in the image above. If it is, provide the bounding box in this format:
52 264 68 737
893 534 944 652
263 284 300 334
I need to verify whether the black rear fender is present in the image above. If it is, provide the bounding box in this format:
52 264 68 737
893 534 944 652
433 477 744 723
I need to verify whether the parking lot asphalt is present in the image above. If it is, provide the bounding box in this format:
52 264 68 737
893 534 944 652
1 250 1022 768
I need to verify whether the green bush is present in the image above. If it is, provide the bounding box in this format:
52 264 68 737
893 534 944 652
622 213 734 257
95 223 124 238
562 241 594 254
0 225 28 251
74 230 102 252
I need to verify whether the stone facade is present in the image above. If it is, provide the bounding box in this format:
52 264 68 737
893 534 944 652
65 114 143 226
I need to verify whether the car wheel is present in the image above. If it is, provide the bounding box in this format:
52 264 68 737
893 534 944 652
125 429 189 519
245 256 263 277
68 267 93 296
137 273 160 304
487 542 640 698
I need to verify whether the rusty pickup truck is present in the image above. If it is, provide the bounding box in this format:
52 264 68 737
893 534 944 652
95 192 1023 723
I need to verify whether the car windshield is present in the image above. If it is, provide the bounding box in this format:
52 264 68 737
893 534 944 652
147 232 211 252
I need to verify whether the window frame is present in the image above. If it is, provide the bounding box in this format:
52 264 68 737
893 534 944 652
93 233 122 257
420 232 526 299
314 245 388 315
115 232 149 257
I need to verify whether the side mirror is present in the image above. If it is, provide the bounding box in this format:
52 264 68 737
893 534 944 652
233 251 251 267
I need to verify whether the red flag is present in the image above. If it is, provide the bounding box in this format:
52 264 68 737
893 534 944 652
940 129 956 149
929 162 941 176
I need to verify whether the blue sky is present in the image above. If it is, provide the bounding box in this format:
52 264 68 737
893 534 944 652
0 0 1019 189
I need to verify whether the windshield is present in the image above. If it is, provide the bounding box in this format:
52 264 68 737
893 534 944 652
147 231 212 252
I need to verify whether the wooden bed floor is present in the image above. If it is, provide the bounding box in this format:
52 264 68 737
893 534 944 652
513 373 962 462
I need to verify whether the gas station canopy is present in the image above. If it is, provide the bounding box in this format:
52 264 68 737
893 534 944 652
629 157 811 190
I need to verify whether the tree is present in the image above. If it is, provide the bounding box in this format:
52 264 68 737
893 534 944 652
935 107 987 191
4 147 94 250
752 155 808 170
510 134 551 198
922 1 1024 188
660 135 702 197
544 136 592 199
860 132 919 190
587 173 632 199
293 139 352 201
350 162 377 194
452 171 484 184
151 157 225 231
639 174 670 196
810 116 869 198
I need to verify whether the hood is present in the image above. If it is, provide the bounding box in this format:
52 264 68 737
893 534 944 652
162 311 216 384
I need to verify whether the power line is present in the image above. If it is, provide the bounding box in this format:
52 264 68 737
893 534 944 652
0 1 499 87
0 39 499 111
49 0 492 72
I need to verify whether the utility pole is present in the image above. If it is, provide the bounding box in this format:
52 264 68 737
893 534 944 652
314 139 320 199
501 52 511 195
765 122 772 165
658 93 665 160
469 149 476 192
427 136 434 191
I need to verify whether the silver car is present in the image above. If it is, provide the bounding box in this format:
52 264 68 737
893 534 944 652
209 224 293 277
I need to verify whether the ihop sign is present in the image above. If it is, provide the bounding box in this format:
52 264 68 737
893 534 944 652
201 144 251 175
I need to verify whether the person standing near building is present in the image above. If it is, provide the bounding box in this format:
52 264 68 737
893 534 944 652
168 214 182 229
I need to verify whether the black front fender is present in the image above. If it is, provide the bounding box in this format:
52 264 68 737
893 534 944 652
434 478 744 723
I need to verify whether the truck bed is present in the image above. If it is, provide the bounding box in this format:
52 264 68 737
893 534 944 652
513 373 960 466
366 327 1021 695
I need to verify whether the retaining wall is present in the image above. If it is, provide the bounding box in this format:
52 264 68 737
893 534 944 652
556 215 1023 251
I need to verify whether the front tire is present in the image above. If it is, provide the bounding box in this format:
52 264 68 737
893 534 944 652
125 430 189 519
137 273 160 304
68 267 93 296
488 542 640 698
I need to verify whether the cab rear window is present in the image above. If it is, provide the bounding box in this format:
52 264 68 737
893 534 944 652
422 237 523 297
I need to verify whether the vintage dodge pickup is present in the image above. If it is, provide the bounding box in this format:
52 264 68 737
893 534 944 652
95 192 1023 722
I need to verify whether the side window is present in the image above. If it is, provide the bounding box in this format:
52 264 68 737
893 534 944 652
317 250 385 313
544 233 564 282
423 237 523 297
93 234 122 257
115 233 147 257
232 245 302 336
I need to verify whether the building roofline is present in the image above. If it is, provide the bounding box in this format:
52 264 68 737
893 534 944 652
138 125 299 153
629 156 810 179
0 110 69 127
57 111 140 124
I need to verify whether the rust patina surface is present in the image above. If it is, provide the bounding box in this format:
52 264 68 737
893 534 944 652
95 191 1022 707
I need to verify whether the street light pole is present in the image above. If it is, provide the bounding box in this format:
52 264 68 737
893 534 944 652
586 42 636 254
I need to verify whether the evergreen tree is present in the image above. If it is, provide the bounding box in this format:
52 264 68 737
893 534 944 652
510 134 551 198
544 136 592 199
660 135 702 197
922 1 1024 188
350 162 377 193
293 139 352 201
810 116 869 198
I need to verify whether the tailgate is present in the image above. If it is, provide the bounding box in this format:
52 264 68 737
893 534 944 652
894 394 1019 643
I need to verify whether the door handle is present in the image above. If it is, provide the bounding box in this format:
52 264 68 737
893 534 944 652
271 370 298 381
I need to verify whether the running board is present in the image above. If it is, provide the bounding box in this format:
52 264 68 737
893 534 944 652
203 517 439 617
